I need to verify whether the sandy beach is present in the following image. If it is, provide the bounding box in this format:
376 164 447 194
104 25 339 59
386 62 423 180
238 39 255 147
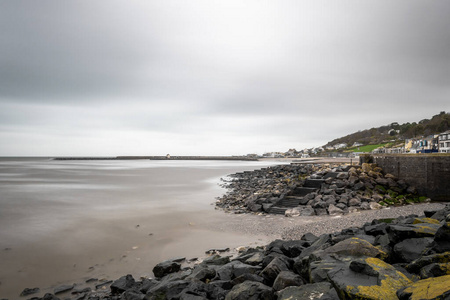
0 157 445 299
0 159 289 299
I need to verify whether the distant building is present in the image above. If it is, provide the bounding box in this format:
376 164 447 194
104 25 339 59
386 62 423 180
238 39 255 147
333 143 347 150
408 135 439 153
438 130 450 153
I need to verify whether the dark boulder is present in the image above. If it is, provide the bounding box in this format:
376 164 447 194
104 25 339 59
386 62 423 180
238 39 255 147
120 288 145 300
276 282 338 300
146 280 190 300
419 262 450 279
152 260 181 278
280 240 308 258
429 222 450 253
224 281 274 300
201 254 230 266
272 271 305 291
230 273 264 286
397 275 450 300
387 223 440 244
110 274 136 294
187 266 217 282
364 222 388 236
393 238 433 263
323 237 387 259
260 257 290 285
328 257 411 300
406 251 450 274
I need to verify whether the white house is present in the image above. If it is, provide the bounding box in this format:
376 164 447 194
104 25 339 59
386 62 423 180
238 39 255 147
438 130 450 153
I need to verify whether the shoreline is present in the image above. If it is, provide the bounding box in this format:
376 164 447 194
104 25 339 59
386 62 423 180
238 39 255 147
1 158 447 299
10 202 448 299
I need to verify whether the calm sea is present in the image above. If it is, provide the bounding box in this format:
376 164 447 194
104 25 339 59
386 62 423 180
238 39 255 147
0 157 286 298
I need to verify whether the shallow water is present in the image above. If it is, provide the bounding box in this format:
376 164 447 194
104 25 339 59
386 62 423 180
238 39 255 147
0 158 286 298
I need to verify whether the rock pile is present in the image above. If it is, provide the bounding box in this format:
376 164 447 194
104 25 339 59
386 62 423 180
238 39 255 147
24 205 450 299
216 163 428 216
215 164 315 214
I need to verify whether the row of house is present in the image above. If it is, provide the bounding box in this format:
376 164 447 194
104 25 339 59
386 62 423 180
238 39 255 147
374 130 450 154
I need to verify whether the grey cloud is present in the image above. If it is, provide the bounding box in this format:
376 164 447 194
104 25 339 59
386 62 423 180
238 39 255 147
1 0 450 155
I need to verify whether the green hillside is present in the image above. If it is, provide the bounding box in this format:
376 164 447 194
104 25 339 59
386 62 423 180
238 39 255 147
325 111 449 149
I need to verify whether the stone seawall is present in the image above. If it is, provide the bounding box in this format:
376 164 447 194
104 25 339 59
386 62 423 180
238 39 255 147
360 154 450 201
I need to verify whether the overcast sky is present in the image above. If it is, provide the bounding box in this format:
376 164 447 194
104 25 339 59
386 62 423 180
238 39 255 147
1 1 449 156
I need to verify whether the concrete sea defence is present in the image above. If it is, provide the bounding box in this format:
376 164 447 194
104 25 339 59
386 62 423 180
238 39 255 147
360 154 450 201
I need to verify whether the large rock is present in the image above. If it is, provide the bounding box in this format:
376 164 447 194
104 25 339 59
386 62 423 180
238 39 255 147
328 257 411 300
201 254 230 266
152 260 181 278
327 204 344 216
323 237 387 259
393 238 433 263
276 282 338 300
397 275 450 300
429 222 450 253
387 223 441 244
186 265 217 282
279 240 308 258
232 261 262 279
364 222 388 236
244 252 265 266
110 274 136 294
406 251 450 274
272 271 305 291
307 256 350 283
224 281 275 300
419 262 450 279
146 280 190 300
260 257 290 285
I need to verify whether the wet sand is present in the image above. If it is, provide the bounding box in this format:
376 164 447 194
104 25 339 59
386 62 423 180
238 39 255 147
0 159 286 299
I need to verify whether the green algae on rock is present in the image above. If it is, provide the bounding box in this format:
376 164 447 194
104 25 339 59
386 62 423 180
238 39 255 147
397 274 450 300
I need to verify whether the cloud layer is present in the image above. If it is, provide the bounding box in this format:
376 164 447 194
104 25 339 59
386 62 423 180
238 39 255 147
1 0 449 156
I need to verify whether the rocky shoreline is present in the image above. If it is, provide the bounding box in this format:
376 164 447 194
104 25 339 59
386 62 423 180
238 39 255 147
19 203 450 299
215 162 430 216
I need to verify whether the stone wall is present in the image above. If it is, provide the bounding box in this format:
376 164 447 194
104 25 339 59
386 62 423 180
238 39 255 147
360 154 450 201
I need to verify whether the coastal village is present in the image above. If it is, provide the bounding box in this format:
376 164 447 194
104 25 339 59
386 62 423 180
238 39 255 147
257 129 450 159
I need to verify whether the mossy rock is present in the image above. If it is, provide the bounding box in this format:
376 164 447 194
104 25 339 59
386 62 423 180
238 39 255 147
405 199 415 204
412 218 441 225
418 196 428 203
328 257 411 300
323 237 388 260
406 252 450 273
387 190 399 198
419 262 450 279
384 199 394 205
396 274 450 300
375 185 387 194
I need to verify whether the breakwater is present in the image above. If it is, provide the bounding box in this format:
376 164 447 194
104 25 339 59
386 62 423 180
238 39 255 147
53 156 257 161
360 154 450 201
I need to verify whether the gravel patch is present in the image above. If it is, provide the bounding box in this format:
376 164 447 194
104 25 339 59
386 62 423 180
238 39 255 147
209 202 448 241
